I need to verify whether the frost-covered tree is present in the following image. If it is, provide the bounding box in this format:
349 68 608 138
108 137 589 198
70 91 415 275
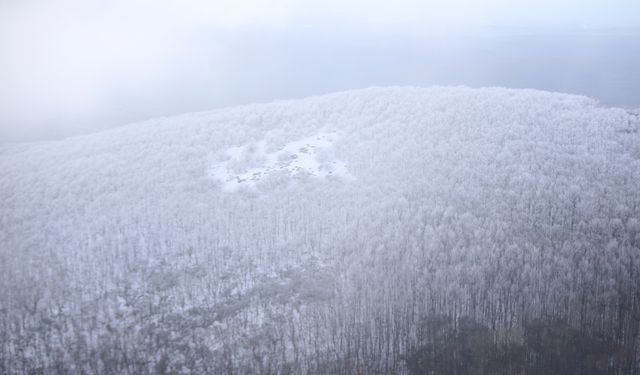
1 87 639 374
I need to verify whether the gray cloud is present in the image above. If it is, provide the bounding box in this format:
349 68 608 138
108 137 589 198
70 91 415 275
1 0 640 141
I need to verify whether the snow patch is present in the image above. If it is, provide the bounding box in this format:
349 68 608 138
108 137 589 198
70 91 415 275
210 132 352 192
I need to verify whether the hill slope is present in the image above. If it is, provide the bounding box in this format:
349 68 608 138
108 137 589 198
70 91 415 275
1 87 640 374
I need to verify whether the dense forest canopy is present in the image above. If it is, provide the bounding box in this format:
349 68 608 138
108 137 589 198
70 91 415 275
1 87 639 374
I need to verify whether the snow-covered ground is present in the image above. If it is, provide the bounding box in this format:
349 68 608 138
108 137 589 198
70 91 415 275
209 132 352 191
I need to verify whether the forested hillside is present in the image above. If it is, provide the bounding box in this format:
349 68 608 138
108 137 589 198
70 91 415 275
1 87 639 374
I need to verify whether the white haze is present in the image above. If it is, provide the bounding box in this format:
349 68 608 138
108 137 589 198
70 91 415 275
1 0 640 141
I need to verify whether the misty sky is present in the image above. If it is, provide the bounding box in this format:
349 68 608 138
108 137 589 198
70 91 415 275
1 0 640 141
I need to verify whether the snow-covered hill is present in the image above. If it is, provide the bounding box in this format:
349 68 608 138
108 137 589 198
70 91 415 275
1 87 639 374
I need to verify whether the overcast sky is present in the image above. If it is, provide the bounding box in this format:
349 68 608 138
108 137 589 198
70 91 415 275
1 0 640 141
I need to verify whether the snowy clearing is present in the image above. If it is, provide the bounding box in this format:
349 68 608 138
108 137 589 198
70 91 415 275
209 132 352 191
